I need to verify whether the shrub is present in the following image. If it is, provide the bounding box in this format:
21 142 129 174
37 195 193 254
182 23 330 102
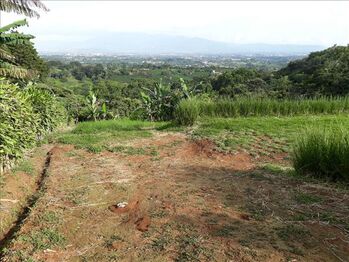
0 79 66 173
292 127 349 182
174 98 200 126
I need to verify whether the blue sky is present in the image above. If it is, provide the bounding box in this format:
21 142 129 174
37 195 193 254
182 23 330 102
2 1 349 49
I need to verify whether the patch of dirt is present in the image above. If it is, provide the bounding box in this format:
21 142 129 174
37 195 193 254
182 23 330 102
0 145 52 241
135 215 151 232
1 132 349 262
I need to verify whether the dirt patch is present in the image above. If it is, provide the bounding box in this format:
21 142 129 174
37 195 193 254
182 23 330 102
135 215 151 232
0 145 52 242
1 132 348 262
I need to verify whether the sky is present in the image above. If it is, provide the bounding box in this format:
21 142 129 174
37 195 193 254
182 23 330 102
1 1 349 51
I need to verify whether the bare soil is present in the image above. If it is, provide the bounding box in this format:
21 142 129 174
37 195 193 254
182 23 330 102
1 132 348 261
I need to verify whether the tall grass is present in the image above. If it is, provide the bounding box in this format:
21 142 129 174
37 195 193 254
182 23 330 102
174 99 200 126
292 127 349 182
174 97 349 125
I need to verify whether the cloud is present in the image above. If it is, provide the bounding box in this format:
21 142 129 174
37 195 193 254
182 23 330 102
2 1 349 47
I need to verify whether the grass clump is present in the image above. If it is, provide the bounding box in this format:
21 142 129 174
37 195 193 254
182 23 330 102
174 98 199 126
292 127 349 182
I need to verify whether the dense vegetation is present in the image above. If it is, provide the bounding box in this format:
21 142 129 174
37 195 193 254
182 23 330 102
0 79 65 173
279 45 349 96
0 0 66 173
174 97 349 125
40 45 349 124
293 127 349 182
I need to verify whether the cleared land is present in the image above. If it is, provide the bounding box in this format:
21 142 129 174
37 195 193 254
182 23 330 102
0 117 348 261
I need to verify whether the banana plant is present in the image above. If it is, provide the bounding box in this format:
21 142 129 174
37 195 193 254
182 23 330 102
0 19 37 80
86 90 99 121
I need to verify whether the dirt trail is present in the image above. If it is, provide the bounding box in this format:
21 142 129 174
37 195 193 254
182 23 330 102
1 132 348 261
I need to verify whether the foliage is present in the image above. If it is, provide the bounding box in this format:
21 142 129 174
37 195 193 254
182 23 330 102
140 81 174 121
174 98 200 126
292 127 349 182
83 90 115 121
7 42 48 79
0 79 66 173
278 45 349 96
0 19 38 81
174 96 349 125
211 68 269 97
0 0 48 18
139 78 198 121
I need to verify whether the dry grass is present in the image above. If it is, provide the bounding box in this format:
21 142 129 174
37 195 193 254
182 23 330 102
1 130 349 261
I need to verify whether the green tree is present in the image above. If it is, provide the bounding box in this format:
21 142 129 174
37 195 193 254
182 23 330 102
7 42 48 79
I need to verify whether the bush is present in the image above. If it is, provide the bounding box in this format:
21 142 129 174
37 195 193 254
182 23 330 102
292 127 349 182
0 79 66 173
174 98 200 126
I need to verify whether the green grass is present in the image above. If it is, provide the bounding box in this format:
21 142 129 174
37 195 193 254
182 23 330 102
175 97 349 125
19 228 65 251
292 127 349 182
13 159 35 175
54 119 170 153
193 115 349 155
294 193 323 204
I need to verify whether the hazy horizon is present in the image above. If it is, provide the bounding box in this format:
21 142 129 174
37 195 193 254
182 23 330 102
2 1 349 54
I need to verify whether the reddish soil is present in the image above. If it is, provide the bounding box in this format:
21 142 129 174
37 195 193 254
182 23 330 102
1 132 348 262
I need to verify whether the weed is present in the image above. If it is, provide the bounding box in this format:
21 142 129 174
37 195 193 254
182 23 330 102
39 211 61 224
13 160 34 175
294 192 323 204
276 224 310 242
213 224 238 237
151 236 170 251
175 234 203 262
104 234 123 249
19 228 65 251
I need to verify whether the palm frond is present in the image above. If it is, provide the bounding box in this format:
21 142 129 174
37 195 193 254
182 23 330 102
0 0 48 18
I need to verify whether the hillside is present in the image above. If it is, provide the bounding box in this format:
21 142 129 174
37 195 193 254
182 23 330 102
278 45 349 96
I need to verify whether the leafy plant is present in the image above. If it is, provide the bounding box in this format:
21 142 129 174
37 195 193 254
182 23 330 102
140 81 174 121
0 0 48 18
0 79 66 174
140 79 198 121
0 19 38 80
85 90 99 121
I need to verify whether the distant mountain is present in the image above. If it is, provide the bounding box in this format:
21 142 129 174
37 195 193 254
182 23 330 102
37 32 324 55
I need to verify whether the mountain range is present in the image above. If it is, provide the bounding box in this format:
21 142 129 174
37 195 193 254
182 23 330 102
38 32 325 55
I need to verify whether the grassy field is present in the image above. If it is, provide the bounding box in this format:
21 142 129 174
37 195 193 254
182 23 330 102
192 115 349 156
53 119 171 153
1 117 349 261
